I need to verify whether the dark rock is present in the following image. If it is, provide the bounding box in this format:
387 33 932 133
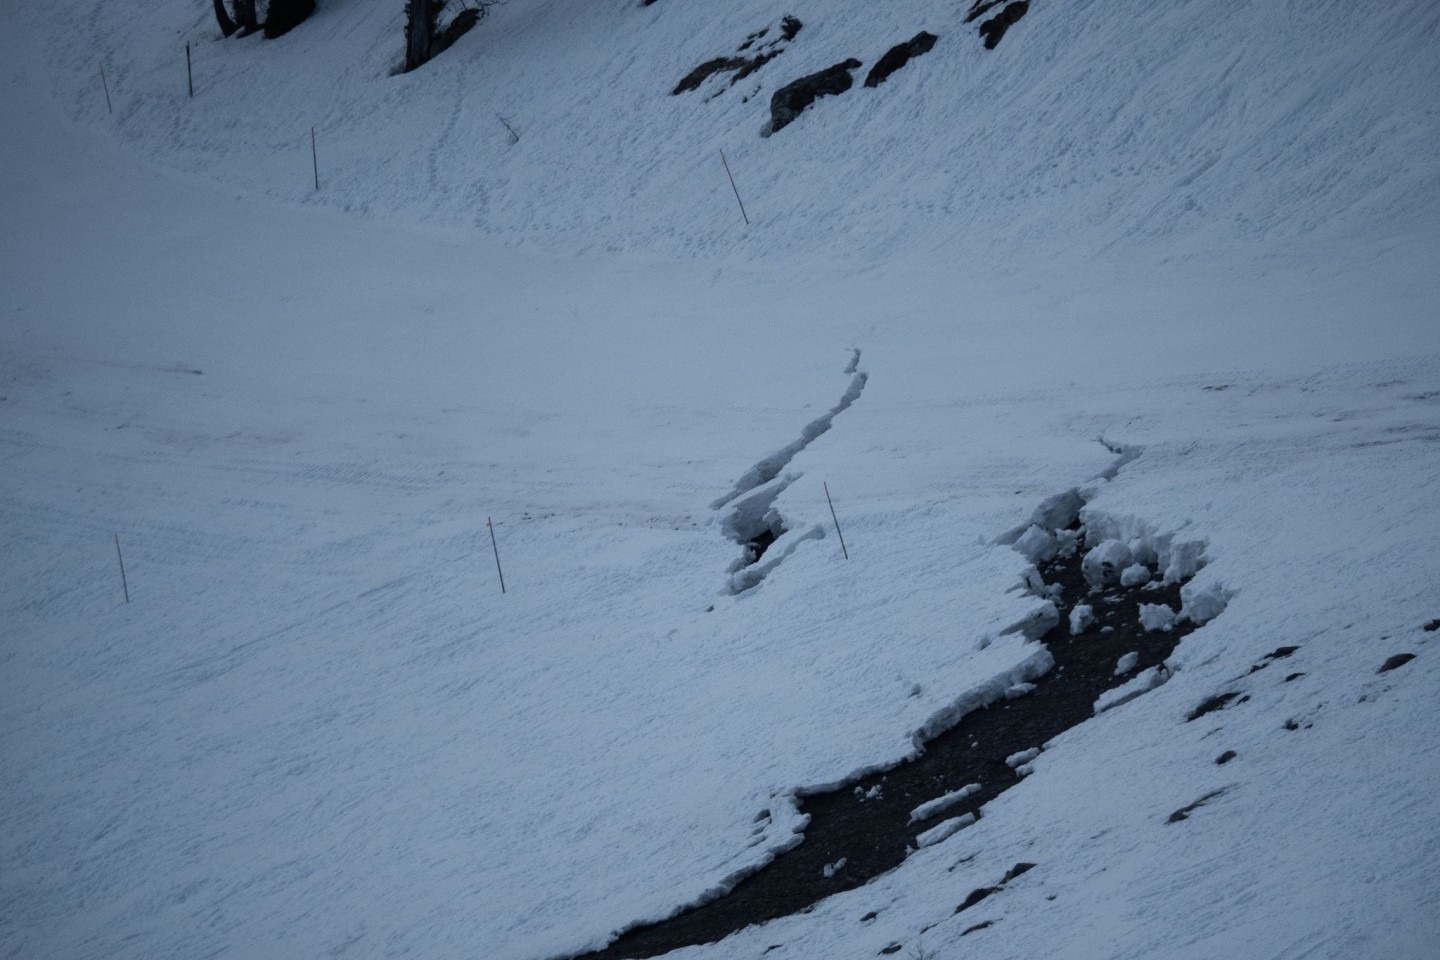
1215 750 1237 764
768 59 862 133
674 57 750 95
1379 653 1416 673
1001 862 1036 883
880 945 902 956
978 1 1030 50
956 886 1001 913
1284 672 1305 682
1423 619 1439 632
965 0 1006 23
860 911 878 922
1266 645 1301 659
781 16 803 41
961 920 996 935
864 32 938 88
1186 691 1242 722
1168 789 1225 823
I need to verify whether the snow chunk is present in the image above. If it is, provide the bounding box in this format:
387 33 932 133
1069 604 1095 635
909 783 981 824
1082 539 1133 587
1004 681 1036 699
1094 666 1172 715
1000 601 1060 641
1181 581 1229 625
1014 524 1059 563
1114 651 1140 675
915 813 976 848
1006 747 1041 768
911 647 1054 747
1139 603 1178 632
822 857 847 878
1163 540 1207 583
1120 563 1152 587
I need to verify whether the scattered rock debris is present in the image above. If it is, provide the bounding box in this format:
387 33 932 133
672 16 802 95
1167 789 1226 824
1378 653 1415 673
572 505 1213 960
864 31 938 87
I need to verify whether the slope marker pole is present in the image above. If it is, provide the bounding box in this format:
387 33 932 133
99 63 113 114
488 517 506 594
719 149 749 226
114 532 130 603
824 482 849 560
186 43 194 98
311 126 320 191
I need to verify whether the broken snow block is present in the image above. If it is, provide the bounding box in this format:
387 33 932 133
864 31 938 87
767 58 862 134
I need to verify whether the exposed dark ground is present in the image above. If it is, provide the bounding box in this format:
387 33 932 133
567 525 1207 960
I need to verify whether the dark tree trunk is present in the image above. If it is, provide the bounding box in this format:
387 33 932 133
234 0 260 35
212 0 238 37
404 0 437 72
264 0 316 38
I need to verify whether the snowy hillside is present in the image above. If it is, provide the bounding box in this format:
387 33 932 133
2 1 1438 960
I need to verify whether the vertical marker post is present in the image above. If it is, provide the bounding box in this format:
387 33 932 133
311 127 319 191
719 149 749 226
824 482 849 560
186 43 194 98
487 517 506 594
99 63 113 114
114 532 130 602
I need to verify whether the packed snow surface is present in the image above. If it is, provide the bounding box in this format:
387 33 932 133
3 1 1440 960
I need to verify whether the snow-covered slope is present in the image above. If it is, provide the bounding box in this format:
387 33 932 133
23 0 1440 260
2 1 1438 959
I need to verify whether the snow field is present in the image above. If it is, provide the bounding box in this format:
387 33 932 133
2 0 1439 958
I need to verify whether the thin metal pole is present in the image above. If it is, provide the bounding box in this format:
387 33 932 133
824 482 849 560
99 63 113 114
114 532 130 602
719 149 749 225
311 127 319 191
487 517 506 594
186 43 194 98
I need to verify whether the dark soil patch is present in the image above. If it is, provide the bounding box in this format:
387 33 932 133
568 524 1208 960
978 1 1030 50
864 31 938 87
768 59 863 133
1378 653 1415 673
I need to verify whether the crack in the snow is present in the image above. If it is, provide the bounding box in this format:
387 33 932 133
711 358 868 512
711 353 868 593
568 472 1228 960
